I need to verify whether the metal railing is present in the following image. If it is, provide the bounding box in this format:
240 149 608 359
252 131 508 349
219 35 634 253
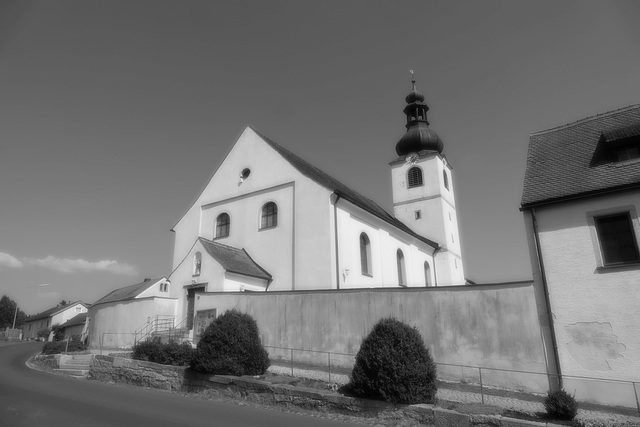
133 315 176 345
262 345 640 413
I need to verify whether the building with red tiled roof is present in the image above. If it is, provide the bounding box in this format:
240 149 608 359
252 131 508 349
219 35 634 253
521 104 640 405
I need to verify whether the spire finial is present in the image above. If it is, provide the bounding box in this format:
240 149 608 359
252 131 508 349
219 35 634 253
409 69 416 87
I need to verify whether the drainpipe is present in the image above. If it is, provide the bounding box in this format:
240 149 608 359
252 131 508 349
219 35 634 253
333 193 341 290
531 207 563 389
431 246 440 287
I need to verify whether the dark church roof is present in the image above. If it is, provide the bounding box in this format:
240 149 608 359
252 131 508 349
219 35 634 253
253 129 439 248
521 104 640 208
199 237 272 281
92 278 164 306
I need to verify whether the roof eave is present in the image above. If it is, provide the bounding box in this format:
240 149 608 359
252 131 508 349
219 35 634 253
520 182 640 211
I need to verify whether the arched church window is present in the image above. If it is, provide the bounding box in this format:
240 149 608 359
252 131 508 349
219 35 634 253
193 252 201 277
424 262 431 287
260 202 278 229
443 170 449 190
360 233 372 276
216 213 230 238
396 249 406 287
407 167 423 188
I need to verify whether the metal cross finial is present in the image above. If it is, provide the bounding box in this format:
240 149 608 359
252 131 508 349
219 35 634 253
409 69 416 87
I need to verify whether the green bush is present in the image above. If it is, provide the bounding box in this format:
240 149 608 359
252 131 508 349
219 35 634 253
191 309 270 376
51 324 65 341
41 338 87 355
347 318 437 404
132 337 194 366
544 389 578 420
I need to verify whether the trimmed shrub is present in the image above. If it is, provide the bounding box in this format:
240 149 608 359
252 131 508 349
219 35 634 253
132 337 194 366
41 338 87 355
544 389 578 420
347 318 437 404
191 309 270 376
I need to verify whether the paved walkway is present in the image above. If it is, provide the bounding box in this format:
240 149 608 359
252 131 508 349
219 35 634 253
268 364 640 426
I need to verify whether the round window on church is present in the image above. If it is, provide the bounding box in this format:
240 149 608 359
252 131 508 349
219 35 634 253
241 168 251 179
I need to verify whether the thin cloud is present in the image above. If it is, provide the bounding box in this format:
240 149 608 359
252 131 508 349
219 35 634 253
0 252 24 268
25 256 138 275
0 251 137 275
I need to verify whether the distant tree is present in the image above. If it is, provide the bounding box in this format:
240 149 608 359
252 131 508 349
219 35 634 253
0 295 26 329
58 300 68 306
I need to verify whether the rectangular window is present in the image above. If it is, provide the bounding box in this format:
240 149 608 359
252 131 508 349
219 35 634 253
595 213 640 266
415 210 421 220
616 146 640 162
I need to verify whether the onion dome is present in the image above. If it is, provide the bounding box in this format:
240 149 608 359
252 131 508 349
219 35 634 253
395 79 443 156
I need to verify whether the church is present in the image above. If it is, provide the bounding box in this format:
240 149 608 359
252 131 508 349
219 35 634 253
87 80 468 346
167 80 467 332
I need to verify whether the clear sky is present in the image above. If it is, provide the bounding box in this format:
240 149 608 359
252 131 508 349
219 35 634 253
1 0 639 314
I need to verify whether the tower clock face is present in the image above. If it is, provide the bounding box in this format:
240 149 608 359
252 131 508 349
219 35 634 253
405 153 419 165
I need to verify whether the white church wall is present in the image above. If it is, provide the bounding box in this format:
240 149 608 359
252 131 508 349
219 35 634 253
335 200 435 288
171 128 336 295
224 272 268 292
200 182 294 291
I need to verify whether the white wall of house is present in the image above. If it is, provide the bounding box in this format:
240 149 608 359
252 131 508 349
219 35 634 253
137 278 172 299
51 303 87 327
88 297 177 349
22 318 51 340
525 190 640 406
22 303 87 340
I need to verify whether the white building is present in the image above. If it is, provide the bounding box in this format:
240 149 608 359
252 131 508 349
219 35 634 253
168 80 466 337
22 301 88 341
521 104 640 406
89 81 467 346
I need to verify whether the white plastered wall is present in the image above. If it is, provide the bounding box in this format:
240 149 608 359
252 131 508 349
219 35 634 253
335 199 436 288
530 191 640 405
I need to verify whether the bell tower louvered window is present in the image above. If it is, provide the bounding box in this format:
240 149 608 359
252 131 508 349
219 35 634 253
407 167 423 188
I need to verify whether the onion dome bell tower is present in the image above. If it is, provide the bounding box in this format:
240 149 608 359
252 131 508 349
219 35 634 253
390 77 465 286
395 79 444 156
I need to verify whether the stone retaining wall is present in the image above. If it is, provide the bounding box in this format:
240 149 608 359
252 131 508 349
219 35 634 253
90 355 187 390
89 356 563 426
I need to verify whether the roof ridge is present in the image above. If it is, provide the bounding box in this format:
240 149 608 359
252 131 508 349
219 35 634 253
252 129 439 248
530 104 640 137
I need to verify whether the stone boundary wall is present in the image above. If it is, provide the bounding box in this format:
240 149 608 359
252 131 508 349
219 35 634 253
88 356 563 427
195 283 554 393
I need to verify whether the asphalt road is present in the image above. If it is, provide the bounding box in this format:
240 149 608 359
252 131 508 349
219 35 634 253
0 341 361 427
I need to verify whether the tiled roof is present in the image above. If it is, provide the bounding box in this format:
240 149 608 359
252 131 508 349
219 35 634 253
61 312 87 328
199 237 272 281
92 278 163 306
253 128 439 248
25 301 87 322
521 105 640 207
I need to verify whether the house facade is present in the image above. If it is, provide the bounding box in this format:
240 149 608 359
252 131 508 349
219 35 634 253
168 81 467 339
22 301 88 341
87 277 175 349
521 104 640 406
